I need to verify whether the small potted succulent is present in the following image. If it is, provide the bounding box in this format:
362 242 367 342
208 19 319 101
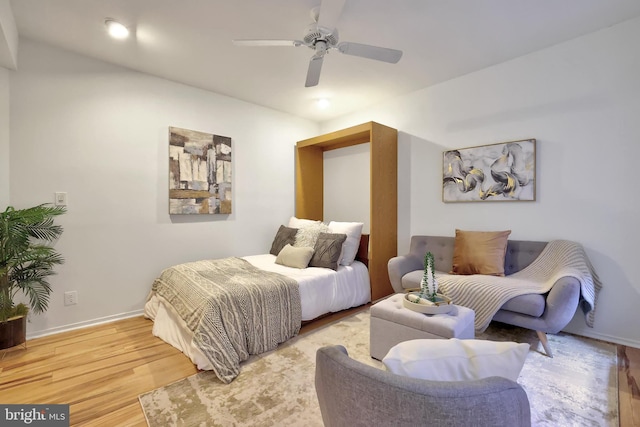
404 252 452 314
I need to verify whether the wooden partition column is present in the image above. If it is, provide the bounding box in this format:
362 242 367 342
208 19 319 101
296 122 397 301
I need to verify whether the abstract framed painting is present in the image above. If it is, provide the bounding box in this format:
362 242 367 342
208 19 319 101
442 139 536 203
169 126 232 214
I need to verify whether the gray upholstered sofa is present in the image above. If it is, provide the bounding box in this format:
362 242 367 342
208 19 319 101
388 235 581 357
315 345 531 427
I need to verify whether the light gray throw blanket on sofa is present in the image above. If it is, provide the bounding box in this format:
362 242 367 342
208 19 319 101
151 257 301 383
436 240 601 332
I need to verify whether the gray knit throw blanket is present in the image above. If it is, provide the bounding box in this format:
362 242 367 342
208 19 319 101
151 257 301 383
437 240 601 332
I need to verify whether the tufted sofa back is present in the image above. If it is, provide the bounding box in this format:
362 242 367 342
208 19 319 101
408 235 548 276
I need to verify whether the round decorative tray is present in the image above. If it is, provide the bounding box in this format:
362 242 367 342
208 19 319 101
403 292 453 315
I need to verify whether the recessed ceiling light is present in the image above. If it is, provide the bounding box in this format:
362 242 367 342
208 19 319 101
317 98 330 109
105 19 129 39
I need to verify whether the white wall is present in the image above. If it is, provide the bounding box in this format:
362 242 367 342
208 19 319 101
0 0 18 70
322 17 640 347
323 144 370 232
0 66 8 209
10 40 318 337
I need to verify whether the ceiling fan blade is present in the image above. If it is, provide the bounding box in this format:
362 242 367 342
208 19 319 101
233 39 303 47
305 55 324 87
337 42 403 63
317 0 346 30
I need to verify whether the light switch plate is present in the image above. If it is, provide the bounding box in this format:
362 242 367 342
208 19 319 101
55 192 67 206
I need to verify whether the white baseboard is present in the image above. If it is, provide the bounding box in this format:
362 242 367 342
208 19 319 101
26 309 145 340
24 309 640 350
570 329 640 349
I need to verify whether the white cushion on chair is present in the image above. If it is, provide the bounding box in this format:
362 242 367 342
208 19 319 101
383 338 529 382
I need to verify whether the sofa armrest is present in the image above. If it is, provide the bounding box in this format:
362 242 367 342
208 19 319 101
494 276 581 334
388 255 423 293
540 276 581 333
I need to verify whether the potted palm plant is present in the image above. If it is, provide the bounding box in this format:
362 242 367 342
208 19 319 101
0 204 65 349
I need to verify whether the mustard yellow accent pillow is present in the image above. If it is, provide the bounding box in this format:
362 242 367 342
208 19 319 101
450 229 511 276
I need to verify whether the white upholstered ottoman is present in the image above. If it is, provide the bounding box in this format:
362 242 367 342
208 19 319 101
370 293 475 360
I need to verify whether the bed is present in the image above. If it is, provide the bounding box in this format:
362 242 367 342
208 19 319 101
144 219 371 383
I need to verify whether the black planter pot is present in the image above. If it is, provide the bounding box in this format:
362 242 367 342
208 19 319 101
0 315 27 350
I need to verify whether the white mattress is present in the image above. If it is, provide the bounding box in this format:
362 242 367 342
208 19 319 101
144 255 371 370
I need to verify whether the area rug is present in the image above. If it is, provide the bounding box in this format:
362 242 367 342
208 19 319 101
139 310 618 426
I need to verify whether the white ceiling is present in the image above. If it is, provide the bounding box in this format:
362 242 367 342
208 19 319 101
6 0 640 122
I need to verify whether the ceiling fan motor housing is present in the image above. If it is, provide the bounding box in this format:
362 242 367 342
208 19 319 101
303 24 339 48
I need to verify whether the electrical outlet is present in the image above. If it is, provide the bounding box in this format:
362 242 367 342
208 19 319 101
64 291 78 306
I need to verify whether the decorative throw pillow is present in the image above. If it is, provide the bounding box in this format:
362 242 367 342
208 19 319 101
382 338 529 382
328 221 364 265
309 233 347 270
293 222 329 248
450 229 511 276
275 244 314 269
269 225 298 256
288 216 321 229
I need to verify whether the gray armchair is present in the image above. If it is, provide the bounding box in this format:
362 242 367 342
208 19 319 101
315 345 531 427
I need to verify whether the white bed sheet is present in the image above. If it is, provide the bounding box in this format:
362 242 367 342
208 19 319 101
243 254 370 321
144 255 371 370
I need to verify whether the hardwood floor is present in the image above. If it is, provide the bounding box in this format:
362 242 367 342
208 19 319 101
620 345 640 426
1 310 639 426
0 316 198 426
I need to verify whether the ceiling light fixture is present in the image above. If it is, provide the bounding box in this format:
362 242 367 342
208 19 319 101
316 98 330 109
105 19 129 39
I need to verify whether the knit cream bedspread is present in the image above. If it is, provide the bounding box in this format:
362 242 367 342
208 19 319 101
150 257 301 383
436 240 601 332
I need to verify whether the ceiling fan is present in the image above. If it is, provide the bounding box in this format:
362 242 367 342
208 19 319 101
233 0 403 87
